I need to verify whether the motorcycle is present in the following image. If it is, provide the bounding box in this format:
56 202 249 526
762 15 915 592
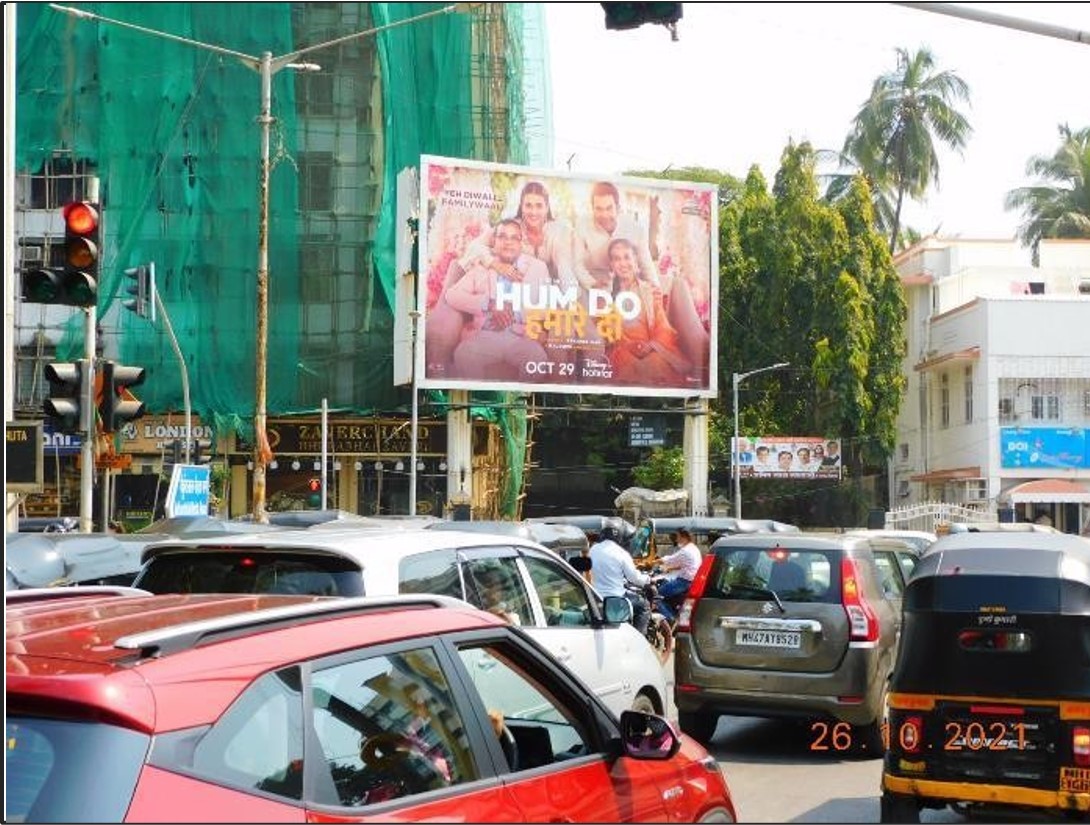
630 574 684 665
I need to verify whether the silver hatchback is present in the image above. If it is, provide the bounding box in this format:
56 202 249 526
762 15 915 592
673 533 918 754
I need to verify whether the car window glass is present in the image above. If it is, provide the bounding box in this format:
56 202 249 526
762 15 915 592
310 647 479 807
521 556 593 627
456 643 596 772
398 548 462 599
707 548 839 604
134 551 363 596
873 551 904 597
896 552 918 581
176 667 306 800
462 557 532 626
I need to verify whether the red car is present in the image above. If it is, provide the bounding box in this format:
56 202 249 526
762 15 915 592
6 587 737 823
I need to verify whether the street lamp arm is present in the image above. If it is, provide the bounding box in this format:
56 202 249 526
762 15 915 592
732 361 790 520
737 361 790 384
49 4 260 66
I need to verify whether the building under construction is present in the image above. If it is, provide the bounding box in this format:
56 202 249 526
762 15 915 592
13 2 551 524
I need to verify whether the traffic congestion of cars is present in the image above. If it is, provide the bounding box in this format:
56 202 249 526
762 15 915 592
6 515 1090 822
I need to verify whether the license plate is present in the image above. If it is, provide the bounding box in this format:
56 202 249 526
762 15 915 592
736 629 801 648
1061 767 1090 793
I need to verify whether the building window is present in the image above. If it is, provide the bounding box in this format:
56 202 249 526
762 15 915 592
899 443 909 461
963 365 973 423
1084 389 1090 418
940 373 950 429
999 398 1014 423
300 152 334 211
1031 394 1060 421
300 244 334 304
26 153 95 209
297 71 334 117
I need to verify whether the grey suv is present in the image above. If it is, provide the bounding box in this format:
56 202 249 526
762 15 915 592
673 533 918 753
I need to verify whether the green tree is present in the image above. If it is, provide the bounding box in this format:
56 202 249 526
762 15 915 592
1004 124 1090 265
718 142 906 523
839 46 971 254
632 446 685 490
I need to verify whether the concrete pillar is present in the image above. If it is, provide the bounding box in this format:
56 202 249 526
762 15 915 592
447 390 473 515
684 398 710 516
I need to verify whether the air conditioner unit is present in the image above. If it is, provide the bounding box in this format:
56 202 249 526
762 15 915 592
20 244 44 264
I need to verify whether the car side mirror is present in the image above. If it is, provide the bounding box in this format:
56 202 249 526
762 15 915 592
619 710 681 760
568 555 592 573
602 595 632 624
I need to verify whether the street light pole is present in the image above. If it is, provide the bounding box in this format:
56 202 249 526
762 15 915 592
732 361 789 519
49 3 465 523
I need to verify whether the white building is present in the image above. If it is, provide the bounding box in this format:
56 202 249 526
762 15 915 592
892 238 1090 535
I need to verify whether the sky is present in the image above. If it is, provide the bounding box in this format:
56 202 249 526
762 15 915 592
543 3 1089 257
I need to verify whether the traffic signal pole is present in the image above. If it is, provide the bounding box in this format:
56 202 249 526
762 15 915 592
77 179 100 533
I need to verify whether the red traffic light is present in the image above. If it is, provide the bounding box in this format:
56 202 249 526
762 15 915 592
63 201 99 235
308 477 322 493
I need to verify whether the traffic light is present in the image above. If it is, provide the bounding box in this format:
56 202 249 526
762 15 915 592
308 477 322 507
601 2 682 32
99 360 146 433
122 262 157 322
22 201 100 306
170 438 183 466
193 438 212 465
43 360 87 432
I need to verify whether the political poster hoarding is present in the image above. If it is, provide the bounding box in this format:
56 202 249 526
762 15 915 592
416 156 718 399
733 436 843 480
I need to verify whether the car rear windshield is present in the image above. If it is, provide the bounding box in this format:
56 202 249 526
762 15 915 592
6 717 149 822
706 547 841 604
134 551 364 596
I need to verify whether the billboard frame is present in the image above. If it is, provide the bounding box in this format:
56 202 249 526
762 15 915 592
415 155 719 399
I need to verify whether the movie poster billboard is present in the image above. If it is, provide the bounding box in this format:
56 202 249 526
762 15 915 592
733 436 843 480
416 156 718 398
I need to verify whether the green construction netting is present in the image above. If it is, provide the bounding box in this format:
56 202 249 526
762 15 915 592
16 2 551 517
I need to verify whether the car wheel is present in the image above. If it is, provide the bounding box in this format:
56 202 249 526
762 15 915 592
679 711 718 744
879 791 919 824
630 691 657 715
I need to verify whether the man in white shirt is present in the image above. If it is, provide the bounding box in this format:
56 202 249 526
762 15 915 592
656 527 702 622
589 525 650 634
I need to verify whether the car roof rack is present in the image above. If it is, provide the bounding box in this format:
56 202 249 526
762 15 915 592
6 585 152 605
113 594 471 658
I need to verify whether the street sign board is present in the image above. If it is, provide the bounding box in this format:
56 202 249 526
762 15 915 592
165 463 211 517
629 414 666 447
7 421 44 492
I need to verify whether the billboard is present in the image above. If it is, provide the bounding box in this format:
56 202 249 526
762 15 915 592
416 156 718 398
733 436 843 480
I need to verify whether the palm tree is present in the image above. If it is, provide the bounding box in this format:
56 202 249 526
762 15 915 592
1005 124 1090 265
841 47 972 254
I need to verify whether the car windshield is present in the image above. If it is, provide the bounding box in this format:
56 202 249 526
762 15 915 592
6 717 150 823
134 551 364 596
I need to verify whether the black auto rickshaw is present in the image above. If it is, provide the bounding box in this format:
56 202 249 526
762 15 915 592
880 531 1090 823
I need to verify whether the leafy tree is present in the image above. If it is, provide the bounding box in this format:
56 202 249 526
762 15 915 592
632 446 685 489
1005 124 1090 265
837 46 971 253
717 142 906 523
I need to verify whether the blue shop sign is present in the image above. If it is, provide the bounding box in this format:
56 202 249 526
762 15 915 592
1000 427 1087 469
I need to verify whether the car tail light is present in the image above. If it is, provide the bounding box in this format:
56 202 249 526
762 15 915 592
841 556 879 642
675 554 715 633
1075 726 1090 767
898 715 923 754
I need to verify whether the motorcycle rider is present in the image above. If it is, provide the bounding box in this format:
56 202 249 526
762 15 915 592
589 524 651 635
654 527 702 623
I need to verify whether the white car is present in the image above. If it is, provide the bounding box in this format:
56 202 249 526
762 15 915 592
132 526 670 721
